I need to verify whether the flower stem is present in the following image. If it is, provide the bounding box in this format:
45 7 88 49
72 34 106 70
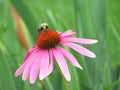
59 69 70 90
63 77 70 90
56 62 70 90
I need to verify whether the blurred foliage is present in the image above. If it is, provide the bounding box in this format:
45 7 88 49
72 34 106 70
0 0 120 90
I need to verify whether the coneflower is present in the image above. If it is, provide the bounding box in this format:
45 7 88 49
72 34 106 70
15 23 98 84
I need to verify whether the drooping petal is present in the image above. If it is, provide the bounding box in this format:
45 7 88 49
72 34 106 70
52 48 71 81
61 42 96 58
24 44 38 61
60 30 76 37
56 46 83 69
39 50 50 80
30 51 42 84
15 50 37 77
15 60 28 77
47 49 54 75
22 51 39 80
61 36 98 44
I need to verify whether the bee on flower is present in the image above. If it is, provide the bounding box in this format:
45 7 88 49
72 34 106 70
15 23 98 84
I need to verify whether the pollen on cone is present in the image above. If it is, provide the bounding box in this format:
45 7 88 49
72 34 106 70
36 30 60 49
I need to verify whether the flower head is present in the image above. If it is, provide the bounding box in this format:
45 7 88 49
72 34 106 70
15 23 98 84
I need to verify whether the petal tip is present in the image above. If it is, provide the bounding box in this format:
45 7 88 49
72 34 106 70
67 77 71 81
78 65 83 70
88 39 98 44
94 40 98 43
22 75 27 81
75 64 83 70
30 79 35 84
14 70 21 77
90 54 96 58
14 73 18 77
39 75 44 80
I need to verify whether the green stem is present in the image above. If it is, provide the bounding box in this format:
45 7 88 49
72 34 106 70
56 61 70 90
63 77 70 90
59 68 70 90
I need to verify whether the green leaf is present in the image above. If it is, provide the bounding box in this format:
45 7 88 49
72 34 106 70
0 50 17 90
105 80 120 90
10 0 39 39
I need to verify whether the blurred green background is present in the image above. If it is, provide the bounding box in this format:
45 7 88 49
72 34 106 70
0 0 120 90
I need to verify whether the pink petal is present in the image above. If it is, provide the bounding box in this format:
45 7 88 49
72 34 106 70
15 50 37 77
24 44 38 61
30 51 42 84
56 46 83 70
22 51 38 80
46 49 54 75
61 36 98 44
52 48 71 81
61 42 96 58
15 60 28 76
39 50 50 80
60 30 76 37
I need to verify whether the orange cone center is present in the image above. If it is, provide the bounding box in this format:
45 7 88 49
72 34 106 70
36 30 60 49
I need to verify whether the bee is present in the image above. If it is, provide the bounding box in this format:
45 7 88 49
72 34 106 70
38 23 49 33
